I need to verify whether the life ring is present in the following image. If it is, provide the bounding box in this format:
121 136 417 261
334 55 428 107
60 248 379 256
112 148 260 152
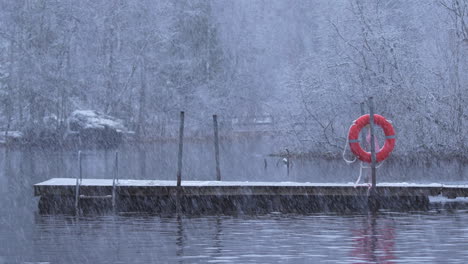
348 114 395 163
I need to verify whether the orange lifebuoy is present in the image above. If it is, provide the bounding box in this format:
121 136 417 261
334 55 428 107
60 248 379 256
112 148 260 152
348 114 395 163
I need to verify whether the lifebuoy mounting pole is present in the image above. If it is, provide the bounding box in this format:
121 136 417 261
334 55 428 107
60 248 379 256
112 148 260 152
368 97 377 190
349 97 395 210
360 103 366 147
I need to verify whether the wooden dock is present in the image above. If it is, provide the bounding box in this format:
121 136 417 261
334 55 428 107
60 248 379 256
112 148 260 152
34 178 468 214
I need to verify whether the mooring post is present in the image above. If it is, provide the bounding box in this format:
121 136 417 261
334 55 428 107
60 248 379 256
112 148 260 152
79 150 83 183
75 150 82 215
177 111 185 187
213 114 221 181
114 151 119 183
112 151 119 213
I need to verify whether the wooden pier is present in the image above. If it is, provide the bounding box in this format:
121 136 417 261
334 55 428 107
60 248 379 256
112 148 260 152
34 178 468 214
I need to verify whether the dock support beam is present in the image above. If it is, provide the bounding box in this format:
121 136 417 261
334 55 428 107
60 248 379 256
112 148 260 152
177 111 185 187
213 114 221 181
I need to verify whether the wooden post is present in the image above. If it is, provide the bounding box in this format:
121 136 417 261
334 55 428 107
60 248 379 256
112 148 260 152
75 151 82 215
177 111 185 187
114 151 119 183
213 115 221 181
112 151 118 213
79 150 83 183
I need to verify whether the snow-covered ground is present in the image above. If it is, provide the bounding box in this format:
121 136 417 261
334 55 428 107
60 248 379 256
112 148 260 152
68 110 127 132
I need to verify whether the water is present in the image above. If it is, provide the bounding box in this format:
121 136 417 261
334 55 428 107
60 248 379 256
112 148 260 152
1 137 468 263
4 212 468 263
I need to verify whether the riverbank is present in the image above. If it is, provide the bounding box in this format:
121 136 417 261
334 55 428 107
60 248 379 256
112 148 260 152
270 149 468 164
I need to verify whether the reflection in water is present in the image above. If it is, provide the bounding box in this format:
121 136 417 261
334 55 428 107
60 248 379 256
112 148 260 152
350 212 396 263
176 214 185 261
174 215 225 263
27 212 468 263
213 216 223 256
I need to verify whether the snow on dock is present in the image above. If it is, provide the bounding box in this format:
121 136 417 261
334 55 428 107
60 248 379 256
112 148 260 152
35 178 468 194
36 178 467 188
34 178 468 214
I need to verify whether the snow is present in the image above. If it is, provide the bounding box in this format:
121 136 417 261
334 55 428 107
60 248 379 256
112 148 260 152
35 178 468 188
0 130 23 141
0 131 24 144
0 131 23 138
68 110 127 132
429 195 468 203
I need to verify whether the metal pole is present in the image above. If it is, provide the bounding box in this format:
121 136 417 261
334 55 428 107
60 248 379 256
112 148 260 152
360 102 368 184
177 111 185 187
360 102 366 145
368 97 377 189
213 115 221 181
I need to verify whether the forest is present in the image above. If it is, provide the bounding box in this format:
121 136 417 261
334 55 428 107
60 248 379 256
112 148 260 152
0 0 467 159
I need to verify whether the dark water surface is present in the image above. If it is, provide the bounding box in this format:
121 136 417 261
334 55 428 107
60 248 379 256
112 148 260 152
1 137 468 263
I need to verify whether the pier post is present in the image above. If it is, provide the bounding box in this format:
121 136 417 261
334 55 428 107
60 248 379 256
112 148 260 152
112 151 119 213
360 102 366 145
114 151 119 184
79 151 83 183
75 151 82 215
368 97 379 210
213 115 221 181
177 111 185 187
368 97 377 188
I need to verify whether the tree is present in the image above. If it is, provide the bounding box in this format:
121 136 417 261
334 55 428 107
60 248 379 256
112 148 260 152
439 0 468 152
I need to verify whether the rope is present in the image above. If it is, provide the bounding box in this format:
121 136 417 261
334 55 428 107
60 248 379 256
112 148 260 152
353 161 385 187
342 122 357 165
354 162 364 185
